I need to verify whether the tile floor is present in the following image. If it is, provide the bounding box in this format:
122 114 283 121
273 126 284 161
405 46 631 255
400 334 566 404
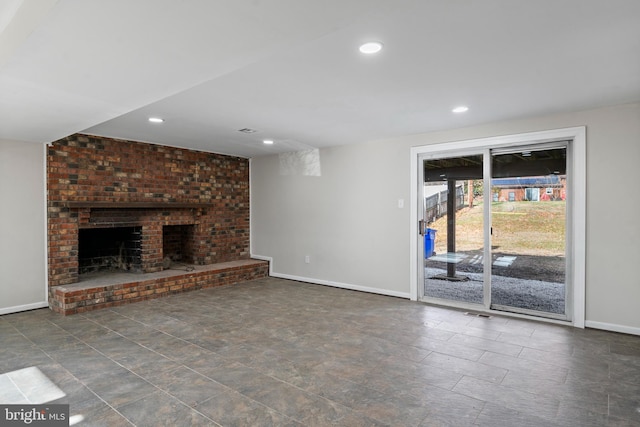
1 277 639 426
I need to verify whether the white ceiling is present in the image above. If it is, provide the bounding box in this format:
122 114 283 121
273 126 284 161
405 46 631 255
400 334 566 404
1 0 639 157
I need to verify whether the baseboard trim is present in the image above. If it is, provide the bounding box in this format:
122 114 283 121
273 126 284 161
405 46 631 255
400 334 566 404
271 271 411 299
585 320 640 336
250 256 411 299
0 301 49 315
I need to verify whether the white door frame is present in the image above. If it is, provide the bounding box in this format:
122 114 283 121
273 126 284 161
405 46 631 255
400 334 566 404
410 127 586 328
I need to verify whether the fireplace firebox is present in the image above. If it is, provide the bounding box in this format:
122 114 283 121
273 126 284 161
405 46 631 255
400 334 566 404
78 227 142 275
163 224 195 268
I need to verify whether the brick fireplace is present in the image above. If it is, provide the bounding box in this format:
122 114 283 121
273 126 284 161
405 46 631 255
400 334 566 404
47 134 268 314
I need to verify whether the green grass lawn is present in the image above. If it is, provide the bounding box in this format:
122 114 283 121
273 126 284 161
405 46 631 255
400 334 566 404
430 200 566 256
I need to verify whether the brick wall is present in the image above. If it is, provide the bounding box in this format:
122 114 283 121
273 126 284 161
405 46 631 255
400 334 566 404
48 134 250 286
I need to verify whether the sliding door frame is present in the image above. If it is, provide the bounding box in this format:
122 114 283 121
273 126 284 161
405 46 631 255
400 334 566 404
410 127 586 327
418 148 488 309
489 142 570 320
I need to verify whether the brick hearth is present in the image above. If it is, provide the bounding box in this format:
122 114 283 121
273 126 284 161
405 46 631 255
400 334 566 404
47 134 267 314
49 260 268 315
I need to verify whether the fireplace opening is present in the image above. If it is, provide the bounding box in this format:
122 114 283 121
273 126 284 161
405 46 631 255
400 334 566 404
78 227 142 275
162 224 195 269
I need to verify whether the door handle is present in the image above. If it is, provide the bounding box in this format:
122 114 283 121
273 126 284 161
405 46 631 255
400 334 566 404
419 220 426 235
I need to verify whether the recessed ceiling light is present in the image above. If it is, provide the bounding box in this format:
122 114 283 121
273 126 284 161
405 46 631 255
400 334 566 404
148 117 164 123
359 41 383 54
452 106 469 113
263 140 274 145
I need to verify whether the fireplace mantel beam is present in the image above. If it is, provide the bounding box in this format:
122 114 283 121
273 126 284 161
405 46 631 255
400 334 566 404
57 201 211 209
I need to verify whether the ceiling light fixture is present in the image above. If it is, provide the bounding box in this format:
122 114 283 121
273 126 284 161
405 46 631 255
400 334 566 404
263 140 274 145
452 106 469 113
148 117 164 123
359 41 383 54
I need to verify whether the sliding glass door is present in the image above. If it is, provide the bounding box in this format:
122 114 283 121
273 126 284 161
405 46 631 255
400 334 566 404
490 146 567 318
422 153 485 306
419 143 569 320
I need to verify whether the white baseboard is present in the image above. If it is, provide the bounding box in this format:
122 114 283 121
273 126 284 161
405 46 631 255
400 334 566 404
271 271 411 299
0 301 49 316
250 255 411 299
585 320 640 336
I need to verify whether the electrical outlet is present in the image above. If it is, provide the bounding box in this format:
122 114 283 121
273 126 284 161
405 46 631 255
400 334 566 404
304 255 310 264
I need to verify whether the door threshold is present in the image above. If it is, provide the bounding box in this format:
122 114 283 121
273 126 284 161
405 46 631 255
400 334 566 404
420 297 573 326
490 304 569 322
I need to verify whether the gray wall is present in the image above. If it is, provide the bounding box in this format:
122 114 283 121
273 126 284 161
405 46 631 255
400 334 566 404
251 103 640 332
0 140 47 313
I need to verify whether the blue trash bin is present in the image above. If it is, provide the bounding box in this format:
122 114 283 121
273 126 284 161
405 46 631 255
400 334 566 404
424 228 437 258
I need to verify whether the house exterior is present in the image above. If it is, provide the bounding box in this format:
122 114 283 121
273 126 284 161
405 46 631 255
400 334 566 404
492 175 567 202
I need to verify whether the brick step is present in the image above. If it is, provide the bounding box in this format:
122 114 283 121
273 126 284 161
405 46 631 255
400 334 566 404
50 259 269 315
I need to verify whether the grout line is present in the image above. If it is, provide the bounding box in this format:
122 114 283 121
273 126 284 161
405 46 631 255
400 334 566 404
5 374 31 404
5 334 132 425
49 316 220 425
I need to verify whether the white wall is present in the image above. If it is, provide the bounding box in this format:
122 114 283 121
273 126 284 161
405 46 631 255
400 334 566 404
251 103 640 332
0 140 47 314
251 144 411 297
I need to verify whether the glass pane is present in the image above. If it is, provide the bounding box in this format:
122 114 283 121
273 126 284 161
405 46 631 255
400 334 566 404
423 155 484 304
490 147 566 315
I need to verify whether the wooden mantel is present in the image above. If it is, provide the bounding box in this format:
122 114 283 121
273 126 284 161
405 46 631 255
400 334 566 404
57 201 212 209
